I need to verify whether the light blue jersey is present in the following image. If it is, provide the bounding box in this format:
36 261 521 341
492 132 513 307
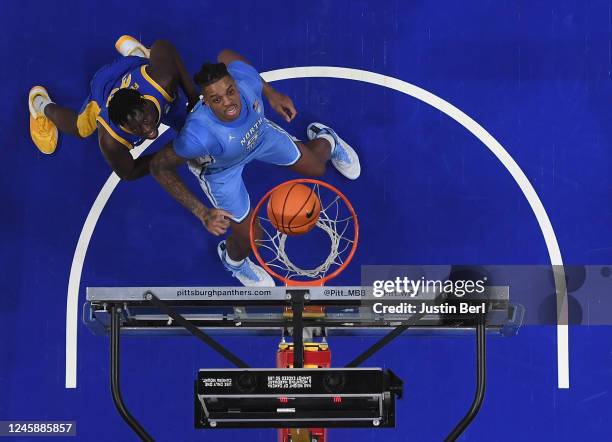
174 61 268 172
173 61 301 222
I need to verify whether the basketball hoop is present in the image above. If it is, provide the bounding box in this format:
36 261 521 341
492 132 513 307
250 179 359 286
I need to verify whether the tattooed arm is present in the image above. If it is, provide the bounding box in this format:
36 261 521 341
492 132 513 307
150 142 231 236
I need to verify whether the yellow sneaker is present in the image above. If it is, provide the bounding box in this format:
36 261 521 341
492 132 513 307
115 35 150 58
28 86 57 155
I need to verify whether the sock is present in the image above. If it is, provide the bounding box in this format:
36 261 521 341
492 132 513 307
128 47 147 58
33 94 52 115
225 252 245 267
317 133 336 155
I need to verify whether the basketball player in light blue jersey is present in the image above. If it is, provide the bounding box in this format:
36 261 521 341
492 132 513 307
151 49 360 287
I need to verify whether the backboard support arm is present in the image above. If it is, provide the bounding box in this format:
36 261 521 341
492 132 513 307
110 305 153 442
146 292 250 368
445 315 487 441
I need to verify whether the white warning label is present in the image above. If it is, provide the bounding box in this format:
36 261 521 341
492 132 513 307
267 375 312 389
201 377 232 387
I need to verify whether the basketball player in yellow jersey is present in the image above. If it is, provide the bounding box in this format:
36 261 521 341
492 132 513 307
28 36 198 180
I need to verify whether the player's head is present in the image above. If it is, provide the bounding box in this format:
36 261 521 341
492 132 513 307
194 62 241 122
108 88 159 139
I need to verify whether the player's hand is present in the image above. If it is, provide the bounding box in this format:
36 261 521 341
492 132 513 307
267 90 297 122
201 208 232 236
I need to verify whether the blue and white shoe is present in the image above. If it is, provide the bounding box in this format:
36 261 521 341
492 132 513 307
307 122 361 180
217 240 275 287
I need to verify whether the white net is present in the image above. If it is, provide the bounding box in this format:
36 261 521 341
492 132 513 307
254 183 356 281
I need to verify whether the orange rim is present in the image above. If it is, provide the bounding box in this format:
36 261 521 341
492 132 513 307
250 178 359 286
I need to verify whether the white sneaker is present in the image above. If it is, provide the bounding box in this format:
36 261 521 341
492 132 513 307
307 122 360 180
217 240 276 287
115 35 150 58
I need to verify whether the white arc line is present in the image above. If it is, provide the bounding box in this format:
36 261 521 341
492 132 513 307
66 67 568 389
64 128 168 388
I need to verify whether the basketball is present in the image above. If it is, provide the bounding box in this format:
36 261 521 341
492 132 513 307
267 182 321 235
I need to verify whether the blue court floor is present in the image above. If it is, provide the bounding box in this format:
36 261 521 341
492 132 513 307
2 1 612 441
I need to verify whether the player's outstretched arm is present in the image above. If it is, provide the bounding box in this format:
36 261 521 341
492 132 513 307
148 40 199 109
217 48 250 66
150 143 231 236
217 49 297 123
98 131 153 181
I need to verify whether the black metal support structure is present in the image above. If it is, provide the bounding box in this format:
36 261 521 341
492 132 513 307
343 295 490 441
147 292 249 368
288 290 307 368
110 305 153 442
346 294 447 368
83 286 519 440
445 315 487 441
346 311 426 368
